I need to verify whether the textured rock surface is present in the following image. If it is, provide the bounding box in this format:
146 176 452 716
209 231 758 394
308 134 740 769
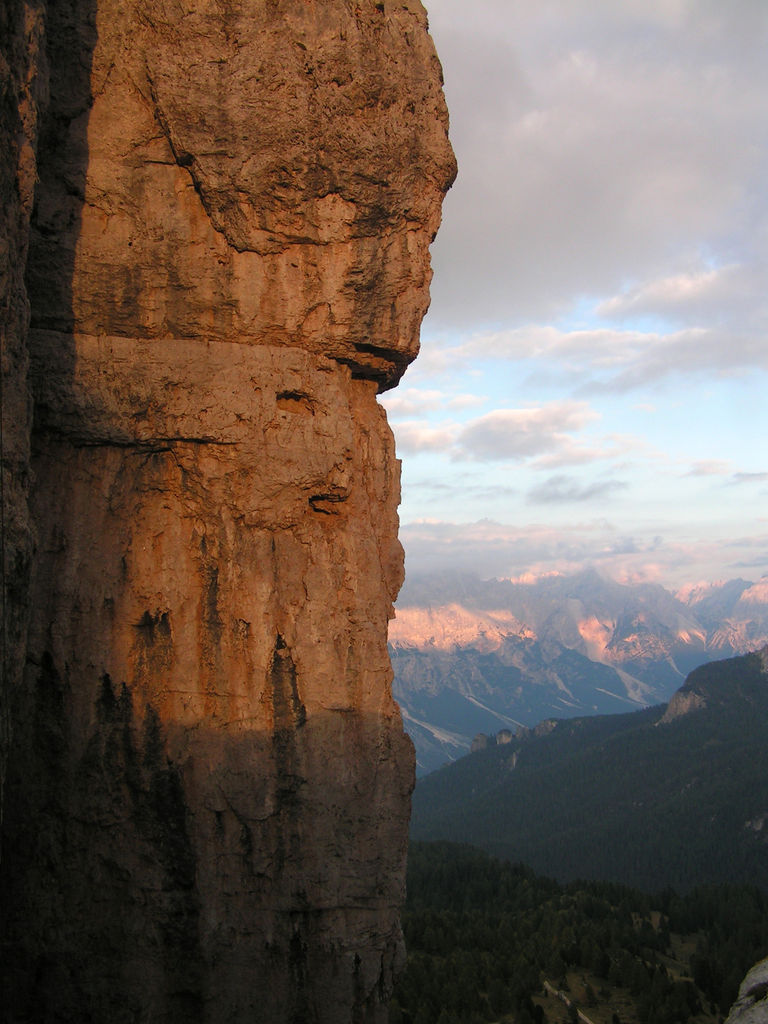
0 2 455 1021
725 957 768 1024
0 0 47 830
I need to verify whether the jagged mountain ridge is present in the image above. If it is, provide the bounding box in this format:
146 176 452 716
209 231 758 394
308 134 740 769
389 570 768 773
410 646 768 893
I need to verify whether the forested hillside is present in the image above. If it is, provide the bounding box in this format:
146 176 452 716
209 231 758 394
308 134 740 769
410 650 768 892
392 842 768 1024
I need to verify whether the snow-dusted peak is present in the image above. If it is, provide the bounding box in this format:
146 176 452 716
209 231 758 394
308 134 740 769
389 604 534 651
738 579 768 605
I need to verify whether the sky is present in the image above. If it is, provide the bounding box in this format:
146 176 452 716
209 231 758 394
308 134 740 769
380 0 768 591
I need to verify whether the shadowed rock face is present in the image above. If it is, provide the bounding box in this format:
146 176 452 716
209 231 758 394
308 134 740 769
0 0 47 824
0 2 455 1021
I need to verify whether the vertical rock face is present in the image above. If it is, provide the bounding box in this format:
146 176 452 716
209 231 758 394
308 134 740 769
0 3 455 1022
0 0 47 825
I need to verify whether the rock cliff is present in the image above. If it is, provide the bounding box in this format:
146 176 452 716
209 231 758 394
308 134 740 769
725 957 768 1024
0 0 47 829
0 2 455 1021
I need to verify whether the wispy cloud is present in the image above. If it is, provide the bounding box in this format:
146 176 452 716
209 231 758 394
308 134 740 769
391 401 609 463
388 421 458 454
408 478 520 500
686 460 732 477
399 518 768 589
597 264 744 322
456 402 599 460
527 474 628 504
381 389 486 418
730 471 768 485
531 431 649 470
419 322 768 393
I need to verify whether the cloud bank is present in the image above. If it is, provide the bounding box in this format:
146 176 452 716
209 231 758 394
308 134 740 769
386 1 768 588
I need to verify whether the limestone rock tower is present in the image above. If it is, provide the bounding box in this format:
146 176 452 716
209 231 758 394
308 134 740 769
0 1 455 1021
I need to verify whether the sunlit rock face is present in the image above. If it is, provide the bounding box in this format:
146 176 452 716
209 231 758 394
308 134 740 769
0 1 455 1020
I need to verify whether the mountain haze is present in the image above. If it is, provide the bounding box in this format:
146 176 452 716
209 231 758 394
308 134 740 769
390 570 768 772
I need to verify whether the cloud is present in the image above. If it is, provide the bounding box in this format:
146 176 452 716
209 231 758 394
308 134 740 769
379 389 450 417
732 556 768 570
380 389 486 418
399 517 768 589
400 518 611 579
527 474 628 504
424 0 768 334
390 420 458 454
531 431 648 470
419 321 768 393
730 471 768 485
390 400 613 464
686 460 732 477
408 478 519 500
596 264 747 323
455 402 598 460
384 3 768 592
582 326 768 392
399 517 666 582
447 393 488 411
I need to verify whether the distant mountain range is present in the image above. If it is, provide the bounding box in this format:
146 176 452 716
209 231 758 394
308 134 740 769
409 646 768 893
389 569 768 773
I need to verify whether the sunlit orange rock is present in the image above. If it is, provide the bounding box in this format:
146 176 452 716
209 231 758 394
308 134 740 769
0 1 455 1020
